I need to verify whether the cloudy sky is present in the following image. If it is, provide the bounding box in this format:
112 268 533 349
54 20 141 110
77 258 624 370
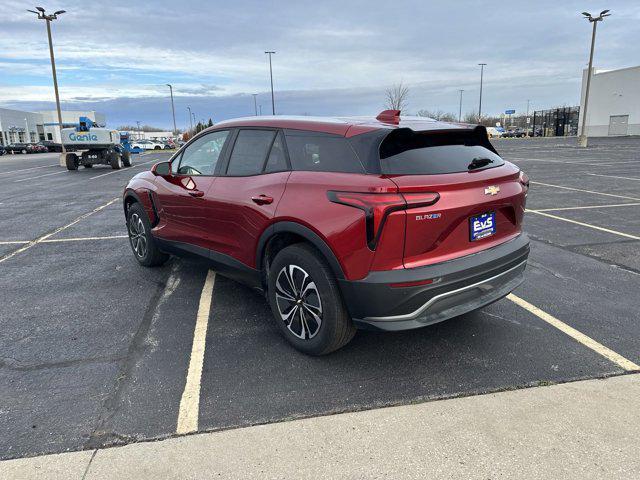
1 0 638 129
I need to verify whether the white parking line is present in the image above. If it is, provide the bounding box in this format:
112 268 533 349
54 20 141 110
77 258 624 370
42 235 128 243
0 164 58 177
527 210 640 240
177 270 216 435
0 197 119 264
14 170 68 183
533 202 640 212
0 240 30 245
586 173 640 182
530 181 640 201
89 159 156 180
508 294 639 371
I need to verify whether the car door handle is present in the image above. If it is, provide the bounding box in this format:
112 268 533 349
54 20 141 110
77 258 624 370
188 189 205 197
251 195 274 205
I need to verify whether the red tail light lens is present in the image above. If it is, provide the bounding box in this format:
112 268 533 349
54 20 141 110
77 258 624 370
328 191 439 249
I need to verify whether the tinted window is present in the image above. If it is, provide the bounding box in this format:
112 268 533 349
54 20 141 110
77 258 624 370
379 128 504 175
227 130 276 176
285 132 364 173
176 130 229 175
264 132 288 173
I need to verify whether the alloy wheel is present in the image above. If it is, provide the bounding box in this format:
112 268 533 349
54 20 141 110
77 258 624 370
275 264 323 340
128 213 147 258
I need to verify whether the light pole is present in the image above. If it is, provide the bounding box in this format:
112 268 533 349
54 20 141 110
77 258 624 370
252 94 258 116
265 51 276 115
478 63 487 124
458 89 464 122
28 7 66 153
526 99 531 136
187 106 193 132
578 10 611 147
192 112 196 131
166 84 177 136
136 121 141 140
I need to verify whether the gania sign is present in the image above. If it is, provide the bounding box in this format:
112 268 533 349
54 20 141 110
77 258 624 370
69 133 98 141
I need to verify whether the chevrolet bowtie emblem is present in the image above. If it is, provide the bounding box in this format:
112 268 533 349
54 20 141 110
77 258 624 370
484 186 500 196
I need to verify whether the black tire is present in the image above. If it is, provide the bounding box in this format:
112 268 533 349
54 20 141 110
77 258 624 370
154 146 161 150
267 243 356 355
122 150 132 167
127 202 169 267
65 153 78 171
110 152 123 170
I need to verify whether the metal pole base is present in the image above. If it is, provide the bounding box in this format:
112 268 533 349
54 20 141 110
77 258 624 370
578 135 588 148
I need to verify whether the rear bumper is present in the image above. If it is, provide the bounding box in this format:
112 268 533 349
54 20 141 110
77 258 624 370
338 234 529 331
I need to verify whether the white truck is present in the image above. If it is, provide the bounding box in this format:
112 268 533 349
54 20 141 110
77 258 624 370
60 117 132 170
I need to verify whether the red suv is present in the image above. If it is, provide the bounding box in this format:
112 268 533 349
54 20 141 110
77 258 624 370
123 110 529 355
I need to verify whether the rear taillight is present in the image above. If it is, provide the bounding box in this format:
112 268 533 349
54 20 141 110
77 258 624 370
328 191 439 249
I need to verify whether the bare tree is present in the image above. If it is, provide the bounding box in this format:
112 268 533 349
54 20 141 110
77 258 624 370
385 82 409 111
417 109 457 122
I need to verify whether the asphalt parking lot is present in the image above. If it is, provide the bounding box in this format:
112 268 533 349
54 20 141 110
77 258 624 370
1 137 639 461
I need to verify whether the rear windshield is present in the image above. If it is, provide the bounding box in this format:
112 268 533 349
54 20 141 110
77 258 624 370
379 128 504 175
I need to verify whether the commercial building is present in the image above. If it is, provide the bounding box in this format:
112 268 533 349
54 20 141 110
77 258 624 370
579 65 640 137
0 108 105 145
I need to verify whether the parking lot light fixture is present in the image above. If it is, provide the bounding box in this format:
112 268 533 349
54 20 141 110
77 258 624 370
252 94 258 116
477 63 487 124
578 10 611 148
458 89 464 122
166 84 177 136
265 51 276 115
28 7 66 152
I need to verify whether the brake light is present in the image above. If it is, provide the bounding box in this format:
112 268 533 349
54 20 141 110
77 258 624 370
328 191 439 249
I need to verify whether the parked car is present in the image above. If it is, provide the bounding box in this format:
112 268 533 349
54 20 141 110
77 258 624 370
162 139 176 149
123 111 530 355
42 140 63 152
33 143 49 153
502 127 526 138
5 143 37 154
130 139 164 150
486 127 504 138
0 145 5 156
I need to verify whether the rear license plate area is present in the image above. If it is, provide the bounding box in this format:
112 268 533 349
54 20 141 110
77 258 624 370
470 212 496 241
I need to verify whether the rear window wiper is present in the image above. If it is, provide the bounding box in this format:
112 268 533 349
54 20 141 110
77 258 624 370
468 157 494 170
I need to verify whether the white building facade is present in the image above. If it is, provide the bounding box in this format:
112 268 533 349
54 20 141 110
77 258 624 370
0 108 106 145
579 65 640 137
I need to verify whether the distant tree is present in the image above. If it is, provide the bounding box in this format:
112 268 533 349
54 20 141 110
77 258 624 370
207 118 214 127
384 82 409 111
416 109 457 122
117 124 167 132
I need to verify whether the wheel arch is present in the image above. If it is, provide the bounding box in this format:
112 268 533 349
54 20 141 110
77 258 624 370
257 222 345 283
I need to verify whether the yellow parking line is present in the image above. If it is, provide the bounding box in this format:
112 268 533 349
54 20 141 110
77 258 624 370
533 202 640 212
527 210 640 240
530 181 640 201
176 270 216 435
0 197 119 264
508 294 639 371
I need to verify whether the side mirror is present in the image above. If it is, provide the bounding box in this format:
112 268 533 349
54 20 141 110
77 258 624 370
151 161 171 176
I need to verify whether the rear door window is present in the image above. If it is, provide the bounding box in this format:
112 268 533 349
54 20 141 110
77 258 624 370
285 131 365 173
379 128 504 175
227 129 276 176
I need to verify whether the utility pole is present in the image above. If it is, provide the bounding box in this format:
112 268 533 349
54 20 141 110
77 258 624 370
526 99 531 136
478 63 487 124
252 94 258 116
579 10 611 147
259 105 263 115
187 106 193 132
192 112 196 131
136 121 141 140
28 7 66 152
458 89 464 122
166 84 177 136
265 51 276 115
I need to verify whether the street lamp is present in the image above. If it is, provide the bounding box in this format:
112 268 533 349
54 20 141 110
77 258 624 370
578 9 611 147
477 63 487 123
265 51 276 115
28 7 66 153
252 93 258 116
166 84 177 136
458 89 464 122
187 106 193 132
